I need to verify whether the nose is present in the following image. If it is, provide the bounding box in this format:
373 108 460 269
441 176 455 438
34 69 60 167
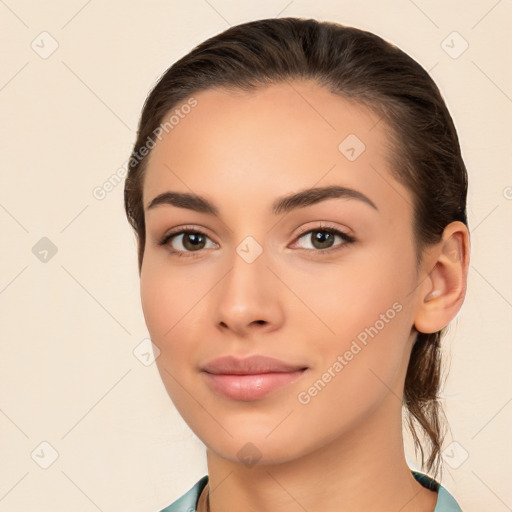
212 248 284 338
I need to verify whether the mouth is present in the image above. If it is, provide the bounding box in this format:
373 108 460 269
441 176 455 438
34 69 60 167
202 369 309 401
200 354 309 401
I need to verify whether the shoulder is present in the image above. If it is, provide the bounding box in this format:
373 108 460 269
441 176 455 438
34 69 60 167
158 475 209 512
411 470 464 512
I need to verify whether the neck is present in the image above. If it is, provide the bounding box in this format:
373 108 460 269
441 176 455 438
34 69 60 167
204 391 438 512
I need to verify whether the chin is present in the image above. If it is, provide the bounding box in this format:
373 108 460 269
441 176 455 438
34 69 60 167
206 438 307 468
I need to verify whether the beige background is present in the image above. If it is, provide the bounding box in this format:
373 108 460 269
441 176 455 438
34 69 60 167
0 1 511 511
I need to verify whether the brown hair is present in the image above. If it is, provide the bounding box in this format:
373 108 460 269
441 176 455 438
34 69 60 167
124 17 468 481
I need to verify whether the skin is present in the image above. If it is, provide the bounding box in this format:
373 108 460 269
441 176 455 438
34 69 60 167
139 80 469 512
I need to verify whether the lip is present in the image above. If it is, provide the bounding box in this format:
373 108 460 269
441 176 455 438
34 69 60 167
201 355 309 401
201 354 307 375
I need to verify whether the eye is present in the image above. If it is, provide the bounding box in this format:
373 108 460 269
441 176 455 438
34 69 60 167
292 224 356 254
158 223 356 258
158 226 218 257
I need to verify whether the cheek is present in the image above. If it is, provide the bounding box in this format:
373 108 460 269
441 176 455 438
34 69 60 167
290 250 415 393
140 266 199 408
139 262 206 373
140 267 168 339
280 250 412 343
294 305 411 437
140 261 194 340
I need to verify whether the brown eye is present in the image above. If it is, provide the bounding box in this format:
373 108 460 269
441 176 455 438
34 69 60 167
294 226 356 253
159 228 218 256
176 232 207 251
306 230 336 249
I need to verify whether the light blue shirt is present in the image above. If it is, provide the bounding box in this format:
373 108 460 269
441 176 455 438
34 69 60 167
159 470 463 511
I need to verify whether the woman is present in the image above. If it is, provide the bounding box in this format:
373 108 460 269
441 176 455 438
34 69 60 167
124 17 469 512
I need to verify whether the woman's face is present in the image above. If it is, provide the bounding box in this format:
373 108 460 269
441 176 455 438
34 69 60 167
140 81 425 464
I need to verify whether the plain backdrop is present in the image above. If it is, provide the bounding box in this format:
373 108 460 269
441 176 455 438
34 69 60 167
1 1 511 511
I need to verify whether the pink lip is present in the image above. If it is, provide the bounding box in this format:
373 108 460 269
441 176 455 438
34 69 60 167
201 355 309 401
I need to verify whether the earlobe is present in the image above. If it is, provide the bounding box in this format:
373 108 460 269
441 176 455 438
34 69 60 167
413 221 470 334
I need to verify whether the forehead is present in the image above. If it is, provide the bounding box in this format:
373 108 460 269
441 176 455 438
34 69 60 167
142 80 412 222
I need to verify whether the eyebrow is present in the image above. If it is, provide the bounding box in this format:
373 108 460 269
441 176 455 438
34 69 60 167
145 185 378 216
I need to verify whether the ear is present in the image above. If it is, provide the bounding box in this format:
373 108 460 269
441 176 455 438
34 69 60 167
413 221 470 334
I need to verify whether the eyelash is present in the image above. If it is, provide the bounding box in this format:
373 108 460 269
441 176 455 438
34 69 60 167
158 223 356 258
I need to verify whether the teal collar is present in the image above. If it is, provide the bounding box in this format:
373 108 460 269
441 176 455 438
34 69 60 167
160 470 463 511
